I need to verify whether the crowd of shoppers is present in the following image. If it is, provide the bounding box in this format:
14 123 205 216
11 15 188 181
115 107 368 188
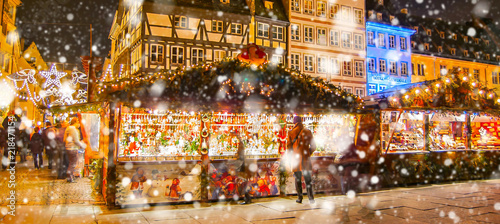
0 112 86 183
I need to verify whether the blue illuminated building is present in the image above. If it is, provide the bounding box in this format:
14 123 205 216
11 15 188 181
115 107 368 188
365 0 415 95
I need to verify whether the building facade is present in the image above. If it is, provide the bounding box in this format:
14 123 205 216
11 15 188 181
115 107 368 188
283 0 367 97
365 0 414 95
109 0 288 80
409 16 500 94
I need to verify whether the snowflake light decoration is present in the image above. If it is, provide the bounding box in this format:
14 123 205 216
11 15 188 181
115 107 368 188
39 65 67 89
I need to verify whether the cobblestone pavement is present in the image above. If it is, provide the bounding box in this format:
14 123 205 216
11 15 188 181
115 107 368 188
2 178 500 223
0 156 103 207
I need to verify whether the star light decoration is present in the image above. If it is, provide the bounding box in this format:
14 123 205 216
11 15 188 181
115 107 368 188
39 65 67 89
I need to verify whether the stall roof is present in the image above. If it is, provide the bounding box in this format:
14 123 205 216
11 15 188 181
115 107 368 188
363 70 499 111
96 59 364 113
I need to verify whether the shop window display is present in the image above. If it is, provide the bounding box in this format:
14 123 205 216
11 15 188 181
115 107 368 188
381 111 425 153
429 112 467 150
118 109 357 161
471 115 500 150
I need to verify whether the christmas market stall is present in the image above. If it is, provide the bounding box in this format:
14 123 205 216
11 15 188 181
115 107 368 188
366 69 500 184
96 55 370 206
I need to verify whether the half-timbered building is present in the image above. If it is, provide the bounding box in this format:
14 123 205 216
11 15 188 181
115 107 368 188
109 0 252 78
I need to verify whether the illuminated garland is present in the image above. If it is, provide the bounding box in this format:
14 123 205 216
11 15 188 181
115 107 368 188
387 69 499 111
96 58 363 113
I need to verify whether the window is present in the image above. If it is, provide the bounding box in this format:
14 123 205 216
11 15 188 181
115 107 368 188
438 46 443 53
389 35 395 48
440 32 444 39
343 60 352 76
342 32 352 48
257 23 269 38
171 46 184 64
304 26 313 43
452 34 457 40
220 0 229 3
191 49 204 65
400 37 406 50
378 33 385 47
440 65 447 75
354 60 364 77
424 43 429 50
379 59 386 73
304 55 314 72
291 0 300 12
485 40 490 46
317 1 326 17
174 16 187 28
463 68 469 74
231 23 242 35
475 38 479 44
417 64 425 76
463 36 468 42
304 0 313 15
411 41 416 48
330 58 340 75
367 32 374 46
330 30 339 46
341 6 351 21
354 34 363 49
291 24 300 41
401 62 408 76
291 54 300 70
214 50 226 61
344 87 353 94
151 44 164 63
493 72 499 84
379 85 387 91
317 28 326 45
368 58 376 71
390 61 397 75
318 57 327 73
355 88 365 97
368 84 377 95
426 29 431 36
474 69 480 80
264 0 274 9
330 4 339 19
451 48 456 55
463 50 468 57
354 9 363 24
486 54 490 60
271 55 283 64
212 20 223 32
377 13 382 21
272 26 284 40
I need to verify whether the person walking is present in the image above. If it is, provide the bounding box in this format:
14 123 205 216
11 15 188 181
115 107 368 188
42 121 57 169
56 121 69 179
30 127 44 170
286 116 316 204
64 118 86 182
18 127 30 164
2 111 20 170
230 131 253 205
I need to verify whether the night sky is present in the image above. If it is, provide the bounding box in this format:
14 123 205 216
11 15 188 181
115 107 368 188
14 0 500 66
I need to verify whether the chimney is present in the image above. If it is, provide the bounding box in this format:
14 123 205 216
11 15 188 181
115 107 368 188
401 8 408 14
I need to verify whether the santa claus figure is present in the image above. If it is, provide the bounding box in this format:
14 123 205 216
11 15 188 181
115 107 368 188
237 43 267 65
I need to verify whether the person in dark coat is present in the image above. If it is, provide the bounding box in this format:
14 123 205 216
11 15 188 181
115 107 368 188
286 116 316 204
2 112 21 169
42 121 57 169
30 127 44 169
18 128 30 163
56 121 69 179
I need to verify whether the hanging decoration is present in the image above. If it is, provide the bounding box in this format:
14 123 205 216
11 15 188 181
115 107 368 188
1 65 89 109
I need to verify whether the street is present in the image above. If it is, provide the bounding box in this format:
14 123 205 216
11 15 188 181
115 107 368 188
1 159 500 223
